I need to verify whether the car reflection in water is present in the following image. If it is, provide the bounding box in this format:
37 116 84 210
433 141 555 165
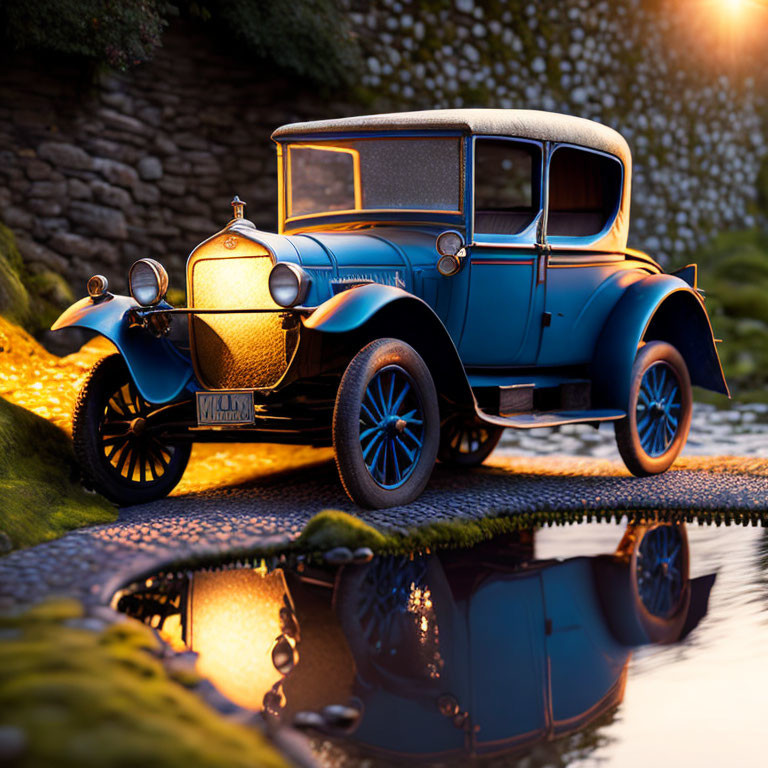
114 522 715 764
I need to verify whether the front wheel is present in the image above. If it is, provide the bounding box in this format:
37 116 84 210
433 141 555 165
333 339 440 509
73 354 191 506
615 341 692 476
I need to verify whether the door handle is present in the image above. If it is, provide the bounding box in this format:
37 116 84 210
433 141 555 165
536 243 550 285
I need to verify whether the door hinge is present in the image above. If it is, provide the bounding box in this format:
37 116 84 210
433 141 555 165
542 311 552 328
545 618 553 636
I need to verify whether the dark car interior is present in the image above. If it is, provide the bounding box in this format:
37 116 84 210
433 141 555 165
547 146 623 237
474 139 623 238
474 138 541 235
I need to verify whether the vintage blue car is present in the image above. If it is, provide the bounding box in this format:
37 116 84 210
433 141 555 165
53 109 729 508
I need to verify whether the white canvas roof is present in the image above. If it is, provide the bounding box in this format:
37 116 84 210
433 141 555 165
272 108 631 167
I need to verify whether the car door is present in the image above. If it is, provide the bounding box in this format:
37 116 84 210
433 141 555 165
458 137 546 367
537 144 632 367
467 572 549 753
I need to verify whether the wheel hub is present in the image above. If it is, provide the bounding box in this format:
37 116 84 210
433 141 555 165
636 362 682 458
129 417 147 436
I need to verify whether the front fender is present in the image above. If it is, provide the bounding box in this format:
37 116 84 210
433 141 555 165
593 274 729 409
303 283 415 334
52 295 194 404
304 283 474 407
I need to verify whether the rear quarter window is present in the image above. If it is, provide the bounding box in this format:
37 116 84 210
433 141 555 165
547 147 622 238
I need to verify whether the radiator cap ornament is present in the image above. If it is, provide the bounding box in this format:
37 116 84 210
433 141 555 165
231 195 246 219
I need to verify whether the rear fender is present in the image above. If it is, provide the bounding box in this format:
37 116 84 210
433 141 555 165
303 283 474 408
593 274 729 409
52 295 194 404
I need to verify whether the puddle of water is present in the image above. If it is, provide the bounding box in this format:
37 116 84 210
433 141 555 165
113 520 768 766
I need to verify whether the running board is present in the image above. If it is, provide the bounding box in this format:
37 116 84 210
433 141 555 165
477 408 626 430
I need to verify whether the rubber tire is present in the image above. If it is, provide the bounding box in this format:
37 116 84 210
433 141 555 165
333 338 440 509
438 413 503 467
593 522 691 646
615 341 692 477
73 354 191 506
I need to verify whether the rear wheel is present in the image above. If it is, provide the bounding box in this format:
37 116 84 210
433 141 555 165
73 355 191 506
438 413 503 467
615 341 692 476
333 339 440 509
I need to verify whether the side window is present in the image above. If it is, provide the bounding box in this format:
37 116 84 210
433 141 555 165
474 139 541 235
547 147 622 238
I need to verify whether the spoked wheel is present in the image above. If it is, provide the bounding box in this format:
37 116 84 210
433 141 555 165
438 412 503 467
615 341 692 476
73 355 191 506
596 521 691 645
333 338 440 509
634 523 687 619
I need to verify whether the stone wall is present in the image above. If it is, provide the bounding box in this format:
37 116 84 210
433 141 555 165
0 24 351 296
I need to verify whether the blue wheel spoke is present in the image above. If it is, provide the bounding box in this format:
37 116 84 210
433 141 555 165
403 426 422 446
395 435 416 461
376 376 387 416
400 408 422 424
363 430 385 461
364 392 383 422
390 438 402 483
387 372 396 412
360 425 380 443
390 382 411 414
666 383 679 403
379 438 389 483
368 437 384 479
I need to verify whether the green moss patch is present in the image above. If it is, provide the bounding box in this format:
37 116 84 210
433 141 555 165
294 506 765 561
0 599 288 768
696 228 768 401
0 396 115 551
296 509 389 551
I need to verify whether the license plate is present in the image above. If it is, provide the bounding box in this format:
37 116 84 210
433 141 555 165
196 391 255 426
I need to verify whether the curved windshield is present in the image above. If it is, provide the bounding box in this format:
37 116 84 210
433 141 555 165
285 137 463 220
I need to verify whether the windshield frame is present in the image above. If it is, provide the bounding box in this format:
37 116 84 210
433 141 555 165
276 131 468 234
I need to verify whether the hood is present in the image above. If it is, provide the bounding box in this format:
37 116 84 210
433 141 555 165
212 221 454 306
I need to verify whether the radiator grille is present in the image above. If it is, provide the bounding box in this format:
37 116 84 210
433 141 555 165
189 250 298 390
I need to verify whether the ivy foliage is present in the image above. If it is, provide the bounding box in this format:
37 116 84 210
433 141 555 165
1 0 169 70
186 0 362 87
0 0 362 86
